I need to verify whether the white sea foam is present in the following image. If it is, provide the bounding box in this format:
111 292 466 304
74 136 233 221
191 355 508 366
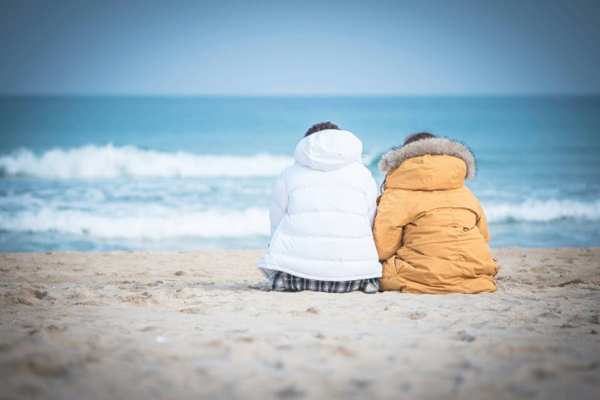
0 145 294 179
485 199 600 223
0 207 270 239
2 198 598 242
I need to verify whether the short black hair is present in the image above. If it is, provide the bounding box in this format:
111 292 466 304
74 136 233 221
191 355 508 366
304 122 340 137
403 132 437 145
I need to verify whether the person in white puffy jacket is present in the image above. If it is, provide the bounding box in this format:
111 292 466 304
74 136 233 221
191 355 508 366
257 122 381 293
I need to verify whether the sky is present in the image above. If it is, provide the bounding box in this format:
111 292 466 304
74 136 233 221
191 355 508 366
0 0 599 96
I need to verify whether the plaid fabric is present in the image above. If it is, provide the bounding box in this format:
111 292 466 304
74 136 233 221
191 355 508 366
272 271 379 293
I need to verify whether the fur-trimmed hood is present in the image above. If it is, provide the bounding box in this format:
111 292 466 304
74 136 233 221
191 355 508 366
378 137 476 180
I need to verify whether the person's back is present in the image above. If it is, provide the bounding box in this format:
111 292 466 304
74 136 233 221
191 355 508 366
374 133 498 294
258 122 381 293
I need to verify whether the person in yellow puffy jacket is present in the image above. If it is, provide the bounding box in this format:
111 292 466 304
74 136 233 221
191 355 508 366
374 132 499 294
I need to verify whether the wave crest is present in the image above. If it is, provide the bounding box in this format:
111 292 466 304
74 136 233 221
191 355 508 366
486 199 600 222
0 145 294 179
0 207 270 239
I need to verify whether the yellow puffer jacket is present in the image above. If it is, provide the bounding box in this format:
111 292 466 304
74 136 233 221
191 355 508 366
374 137 498 294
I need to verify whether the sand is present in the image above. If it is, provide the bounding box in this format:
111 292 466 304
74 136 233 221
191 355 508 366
0 248 599 400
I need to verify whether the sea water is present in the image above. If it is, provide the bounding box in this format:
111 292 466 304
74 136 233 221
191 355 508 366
0 96 599 252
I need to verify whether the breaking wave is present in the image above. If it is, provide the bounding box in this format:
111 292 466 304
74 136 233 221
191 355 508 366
0 207 270 239
485 199 600 223
0 145 294 179
1 199 598 242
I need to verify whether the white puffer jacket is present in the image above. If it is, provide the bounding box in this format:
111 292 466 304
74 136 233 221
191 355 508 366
257 129 381 281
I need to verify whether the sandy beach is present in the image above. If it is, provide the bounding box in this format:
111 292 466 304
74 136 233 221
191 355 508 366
0 248 599 400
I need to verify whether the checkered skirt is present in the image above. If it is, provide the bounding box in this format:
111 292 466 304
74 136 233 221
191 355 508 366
271 271 379 293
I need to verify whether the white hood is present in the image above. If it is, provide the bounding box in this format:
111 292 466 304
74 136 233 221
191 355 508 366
294 129 363 171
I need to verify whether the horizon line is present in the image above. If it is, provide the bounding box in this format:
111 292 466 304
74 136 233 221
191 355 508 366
1 92 599 98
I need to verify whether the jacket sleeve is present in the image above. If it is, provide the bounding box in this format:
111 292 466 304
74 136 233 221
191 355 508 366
366 175 378 228
476 203 491 243
373 188 410 261
269 170 288 236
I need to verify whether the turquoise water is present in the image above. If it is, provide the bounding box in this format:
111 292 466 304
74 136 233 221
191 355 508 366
1 96 599 251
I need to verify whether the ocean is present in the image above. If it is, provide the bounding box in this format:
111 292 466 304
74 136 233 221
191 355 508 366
0 96 599 252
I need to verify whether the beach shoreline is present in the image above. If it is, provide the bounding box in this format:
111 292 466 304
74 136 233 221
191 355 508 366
1 247 599 399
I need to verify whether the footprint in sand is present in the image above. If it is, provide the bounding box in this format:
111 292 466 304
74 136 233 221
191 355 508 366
235 336 254 343
249 282 272 292
538 311 561 319
2 286 53 306
290 307 320 316
275 385 305 399
121 292 158 305
139 326 159 332
530 266 550 274
408 311 426 320
456 331 476 342
350 378 371 390
172 288 195 299
331 345 357 357
180 307 207 314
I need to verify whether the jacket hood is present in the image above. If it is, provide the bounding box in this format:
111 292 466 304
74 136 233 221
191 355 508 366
378 137 476 180
294 129 363 171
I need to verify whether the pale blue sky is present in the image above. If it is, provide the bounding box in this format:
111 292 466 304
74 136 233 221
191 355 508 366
1 0 599 95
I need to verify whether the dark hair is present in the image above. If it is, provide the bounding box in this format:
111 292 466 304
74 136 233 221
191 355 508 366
403 132 436 145
304 121 340 137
